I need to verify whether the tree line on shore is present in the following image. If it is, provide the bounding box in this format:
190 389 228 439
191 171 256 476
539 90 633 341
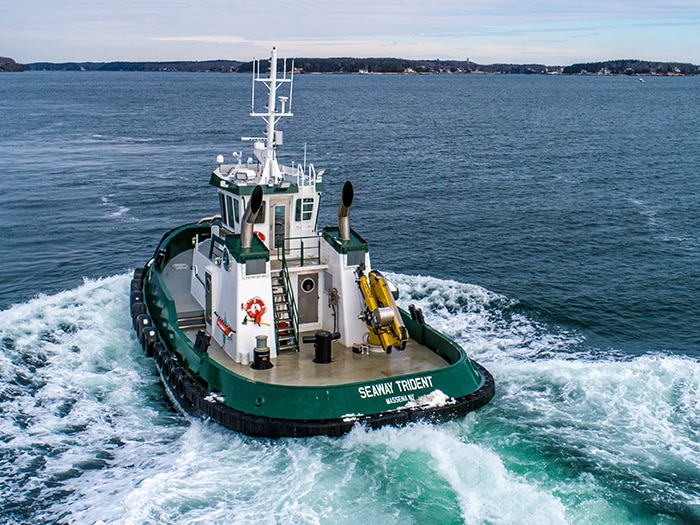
2 56 699 75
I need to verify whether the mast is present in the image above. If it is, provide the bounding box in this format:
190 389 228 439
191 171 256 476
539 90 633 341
265 47 278 150
249 47 294 182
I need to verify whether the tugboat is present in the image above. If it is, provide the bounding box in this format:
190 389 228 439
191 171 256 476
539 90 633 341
130 48 494 438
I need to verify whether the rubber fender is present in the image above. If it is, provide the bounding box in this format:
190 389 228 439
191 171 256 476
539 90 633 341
164 357 175 378
206 400 225 422
142 328 158 355
161 357 174 380
130 278 143 291
131 302 147 325
162 368 174 389
130 290 144 307
176 375 186 399
177 379 197 413
156 346 169 367
139 324 156 346
135 314 151 339
182 378 198 405
133 267 147 280
151 341 165 360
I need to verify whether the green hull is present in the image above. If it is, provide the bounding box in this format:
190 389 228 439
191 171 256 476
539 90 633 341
131 223 494 437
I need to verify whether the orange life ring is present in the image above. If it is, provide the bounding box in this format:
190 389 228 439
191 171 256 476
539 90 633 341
254 230 266 242
243 297 266 324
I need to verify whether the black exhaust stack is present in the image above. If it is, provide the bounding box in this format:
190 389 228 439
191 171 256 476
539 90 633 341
241 185 264 249
337 181 353 241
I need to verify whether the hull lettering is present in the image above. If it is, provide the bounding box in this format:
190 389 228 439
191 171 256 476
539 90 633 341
358 375 434 400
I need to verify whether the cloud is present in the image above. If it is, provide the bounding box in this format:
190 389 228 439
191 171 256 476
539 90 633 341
149 35 247 44
3 0 699 63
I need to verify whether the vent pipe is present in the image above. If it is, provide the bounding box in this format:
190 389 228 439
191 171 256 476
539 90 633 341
337 181 354 241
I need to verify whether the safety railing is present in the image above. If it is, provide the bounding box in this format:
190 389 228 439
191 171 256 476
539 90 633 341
277 251 300 350
276 235 321 267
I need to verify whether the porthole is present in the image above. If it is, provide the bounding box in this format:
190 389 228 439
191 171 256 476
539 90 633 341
301 278 316 293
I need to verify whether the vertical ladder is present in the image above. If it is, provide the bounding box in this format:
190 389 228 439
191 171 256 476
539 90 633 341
272 267 299 352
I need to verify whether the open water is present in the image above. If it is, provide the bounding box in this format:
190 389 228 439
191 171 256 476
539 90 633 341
0 70 699 524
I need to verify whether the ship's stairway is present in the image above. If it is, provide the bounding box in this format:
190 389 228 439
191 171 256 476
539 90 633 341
178 310 205 331
272 267 299 353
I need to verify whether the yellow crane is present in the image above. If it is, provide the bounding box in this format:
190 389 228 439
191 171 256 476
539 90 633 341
356 265 408 353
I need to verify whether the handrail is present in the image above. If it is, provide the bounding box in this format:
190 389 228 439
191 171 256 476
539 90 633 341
279 250 300 347
277 235 321 266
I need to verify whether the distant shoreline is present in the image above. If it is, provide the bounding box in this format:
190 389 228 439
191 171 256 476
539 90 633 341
3 56 699 76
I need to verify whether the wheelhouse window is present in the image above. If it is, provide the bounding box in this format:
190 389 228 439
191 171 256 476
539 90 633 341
226 195 236 226
233 199 240 225
219 193 240 228
295 198 314 221
219 193 226 224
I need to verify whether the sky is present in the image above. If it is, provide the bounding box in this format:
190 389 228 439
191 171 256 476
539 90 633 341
1 1 699 65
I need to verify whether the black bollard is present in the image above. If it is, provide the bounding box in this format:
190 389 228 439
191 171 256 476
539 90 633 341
303 330 341 364
194 329 211 354
251 335 273 370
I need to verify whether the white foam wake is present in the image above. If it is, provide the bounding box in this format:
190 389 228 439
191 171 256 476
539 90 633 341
0 275 187 523
1 272 698 523
390 272 700 522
